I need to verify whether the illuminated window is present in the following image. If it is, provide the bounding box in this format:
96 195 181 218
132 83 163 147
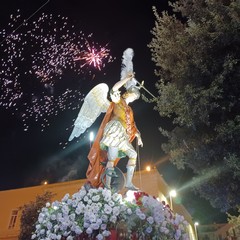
8 209 18 229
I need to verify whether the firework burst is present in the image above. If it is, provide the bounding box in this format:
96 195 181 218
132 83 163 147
0 10 114 131
74 42 110 70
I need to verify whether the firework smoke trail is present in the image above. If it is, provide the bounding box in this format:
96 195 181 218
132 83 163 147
0 10 114 131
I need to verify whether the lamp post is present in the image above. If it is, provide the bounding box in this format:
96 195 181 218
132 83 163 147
169 189 177 210
89 131 94 148
194 222 199 240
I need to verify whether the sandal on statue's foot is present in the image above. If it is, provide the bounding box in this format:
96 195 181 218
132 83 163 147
125 184 139 191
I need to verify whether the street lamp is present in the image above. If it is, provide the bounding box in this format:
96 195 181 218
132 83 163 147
194 222 199 240
89 131 94 148
41 181 48 185
146 165 151 172
169 189 177 210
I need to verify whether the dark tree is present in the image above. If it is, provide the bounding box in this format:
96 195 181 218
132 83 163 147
18 191 54 240
149 0 240 211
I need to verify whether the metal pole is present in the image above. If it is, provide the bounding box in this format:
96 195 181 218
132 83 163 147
170 195 173 210
169 190 176 211
194 223 199 240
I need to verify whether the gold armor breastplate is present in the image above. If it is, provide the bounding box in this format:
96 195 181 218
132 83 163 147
111 98 134 137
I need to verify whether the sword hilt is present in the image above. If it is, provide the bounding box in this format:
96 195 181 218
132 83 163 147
136 80 157 99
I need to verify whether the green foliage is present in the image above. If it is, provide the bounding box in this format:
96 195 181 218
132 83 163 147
149 0 240 211
18 191 54 240
228 206 240 225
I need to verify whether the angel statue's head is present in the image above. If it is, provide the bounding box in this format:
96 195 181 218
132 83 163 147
123 86 140 103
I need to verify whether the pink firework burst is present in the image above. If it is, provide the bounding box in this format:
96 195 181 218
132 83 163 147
74 42 110 70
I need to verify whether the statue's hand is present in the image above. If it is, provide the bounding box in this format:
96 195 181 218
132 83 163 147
127 72 135 80
138 137 143 147
135 132 143 147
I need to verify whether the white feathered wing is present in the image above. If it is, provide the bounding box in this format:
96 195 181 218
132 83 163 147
68 83 110 141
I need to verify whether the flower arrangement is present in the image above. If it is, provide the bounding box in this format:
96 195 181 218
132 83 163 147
31 187 189 240
32 187 125 240
124 191 189 240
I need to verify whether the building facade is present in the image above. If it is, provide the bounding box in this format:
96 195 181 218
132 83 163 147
1 169 198 240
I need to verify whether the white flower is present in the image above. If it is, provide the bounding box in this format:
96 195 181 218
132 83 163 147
97 202 102 208
56 211 62 218
104 204 112 214
110 215 117 223
71 199 78 207
112 192 122 202
91 223 100 230
139 213 146 220
31 234 36 239
62 205 70 215
175 228 182 240
51 214 57 221
92 195 100 202
146 226 153 233
78 187 87 197
83 222 90 228
50 233 57 239
38 216 44 223
67 199 73 205
96 233 104 240
53 224 59 231
62 193 70 202
135 208 142 215
88 213 97 223
108 200 115 207
104 195 111 202
154 212 165 224
47 222 53 230
83 195 89 202
74 226 82 235
102 230 111 237
147 216 154 224
112 206 120 216
127 208 132 215
102 188 111 201
92 204 100 213
101 214 108 222
101 223 107 230
75 207 81 215
63 231 70 237
36 224 41 230
86 227 93 234
96 218 102 225
69 213 76 221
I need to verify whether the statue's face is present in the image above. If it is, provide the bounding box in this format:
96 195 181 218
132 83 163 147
111 90 121 102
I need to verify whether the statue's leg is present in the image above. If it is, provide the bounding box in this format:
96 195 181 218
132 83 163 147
105 147 118 189
124 147 139 191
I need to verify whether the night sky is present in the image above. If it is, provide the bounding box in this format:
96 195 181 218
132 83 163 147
0 0 227 224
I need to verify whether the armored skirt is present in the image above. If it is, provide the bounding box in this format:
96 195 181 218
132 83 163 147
100 120 135 158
